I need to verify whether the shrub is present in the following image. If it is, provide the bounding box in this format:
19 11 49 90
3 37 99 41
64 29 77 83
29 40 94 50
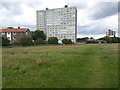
0 37 10 46
19 37 33 46
34 38 46 45
62 39 73 44
48 37 58 45
11 42 20 46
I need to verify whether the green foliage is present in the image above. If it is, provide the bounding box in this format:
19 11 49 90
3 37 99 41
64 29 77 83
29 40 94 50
99 36 120 43
10 42 20 46
34 38 46 45
32 30 46 40
48 37 58 45
19 37 33 46
86 40 98 44
0 37 10 46
104 36 112 43
77 37 89 42
90 37 94 39
111 37 119 43
62 39 73 44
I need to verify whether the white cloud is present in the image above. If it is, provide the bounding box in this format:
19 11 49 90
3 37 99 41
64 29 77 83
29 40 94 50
0 0 118 38
14 3 36 25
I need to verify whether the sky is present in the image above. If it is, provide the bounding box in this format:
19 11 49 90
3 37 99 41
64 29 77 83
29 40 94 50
0 0 119 39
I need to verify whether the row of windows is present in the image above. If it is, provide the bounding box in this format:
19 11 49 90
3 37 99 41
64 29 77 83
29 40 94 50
46 12 75 17
46 24 75 28
46 27 75 30
47 30 75 32
45 7 75 12
0 32 16 35
46 19 75 23
47 34 75 37
46 16 75 20
7 36 20 41
47 33 75 35
0 32 28 35
46 22 75 25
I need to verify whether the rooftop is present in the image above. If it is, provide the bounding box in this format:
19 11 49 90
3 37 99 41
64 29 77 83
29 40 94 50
0 28 29 33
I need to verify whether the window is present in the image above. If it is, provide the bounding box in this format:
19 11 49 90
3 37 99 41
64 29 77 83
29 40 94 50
13 37 16 40
8 32 10 34
13 32 16 35
26 32 28 35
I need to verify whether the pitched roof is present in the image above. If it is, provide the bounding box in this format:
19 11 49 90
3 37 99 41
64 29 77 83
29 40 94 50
0 28 29 33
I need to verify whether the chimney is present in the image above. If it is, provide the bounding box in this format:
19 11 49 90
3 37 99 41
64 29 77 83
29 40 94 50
7 27 14 29
65 5 68 8
46 8 48 10
18 27 20 29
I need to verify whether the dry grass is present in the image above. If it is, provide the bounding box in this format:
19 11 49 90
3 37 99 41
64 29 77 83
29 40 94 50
2 44 118 88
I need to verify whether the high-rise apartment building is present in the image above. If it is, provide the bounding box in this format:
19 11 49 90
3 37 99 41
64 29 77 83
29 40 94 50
36 5 77 43
106 29 116 37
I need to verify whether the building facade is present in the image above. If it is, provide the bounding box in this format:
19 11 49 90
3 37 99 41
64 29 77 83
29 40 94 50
0 27 31 43
106 29 116 37
36 5 77 43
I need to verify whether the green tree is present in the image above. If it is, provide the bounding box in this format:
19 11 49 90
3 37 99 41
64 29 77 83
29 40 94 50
19 37 33 46
111 37 118 43
32 30 46 40
48 37 58 45
62 39 73 44
104 36 112 43
98 36 114 43
90 37 94 39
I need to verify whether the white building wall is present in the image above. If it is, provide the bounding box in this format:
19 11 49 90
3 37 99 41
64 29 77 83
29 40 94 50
7 32 11 41
36 6 77 43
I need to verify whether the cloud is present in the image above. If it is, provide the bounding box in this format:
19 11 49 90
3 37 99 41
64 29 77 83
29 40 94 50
0 2 23 15
0 1 118 39
89 2 118 20
64 0 87 9
77 14 118 38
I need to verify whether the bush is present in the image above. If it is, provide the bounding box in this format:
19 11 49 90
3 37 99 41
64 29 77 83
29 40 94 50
0 37 10 46
11 42 20 46
34 38 46 45
98 36 120 43
19 37 33 46
62 39 73 44
48 37 58 45
111 37 119 43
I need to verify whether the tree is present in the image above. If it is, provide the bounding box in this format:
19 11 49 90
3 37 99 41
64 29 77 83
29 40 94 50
76 37 89 42
98 36 119 43
48 37 58 45
62 39 73 44
111 37 118 43
0 37 10 46
32 30 46 40
19 37 33 46
90 37 94 39
104 36 112 43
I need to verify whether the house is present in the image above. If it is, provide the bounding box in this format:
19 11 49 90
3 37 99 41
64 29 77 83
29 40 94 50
0 27 32 43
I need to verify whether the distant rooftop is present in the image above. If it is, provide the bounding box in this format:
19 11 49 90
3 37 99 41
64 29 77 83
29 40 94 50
0 27 29 33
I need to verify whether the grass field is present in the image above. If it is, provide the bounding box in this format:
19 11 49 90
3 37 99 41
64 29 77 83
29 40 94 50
2 44 118 88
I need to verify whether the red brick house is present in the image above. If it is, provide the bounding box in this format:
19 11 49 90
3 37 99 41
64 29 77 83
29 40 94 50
0 27 32 43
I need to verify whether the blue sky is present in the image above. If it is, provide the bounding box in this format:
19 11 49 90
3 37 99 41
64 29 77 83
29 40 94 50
0 0 119 39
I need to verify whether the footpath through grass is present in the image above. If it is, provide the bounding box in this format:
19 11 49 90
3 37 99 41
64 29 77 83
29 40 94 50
2 44 118 88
